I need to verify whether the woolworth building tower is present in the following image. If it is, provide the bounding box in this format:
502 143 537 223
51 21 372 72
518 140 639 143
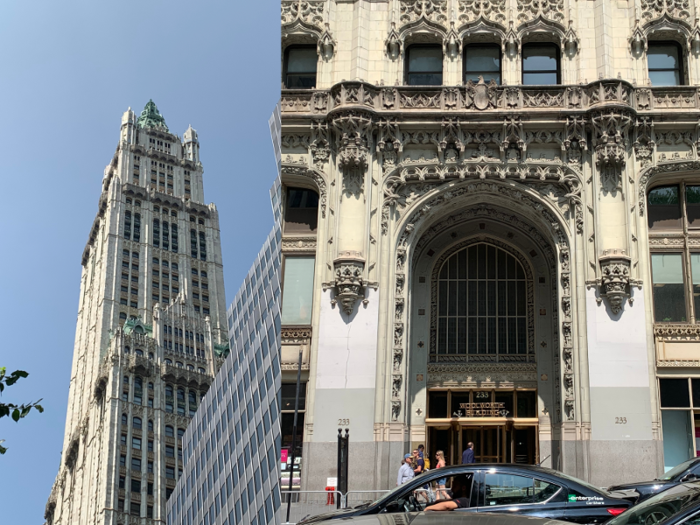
280 0 700 488
45 101 229 524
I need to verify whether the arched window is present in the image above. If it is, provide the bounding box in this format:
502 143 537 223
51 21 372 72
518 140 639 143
178 428 185 439
522 43 560 85
191 229 198 258
135 349 144 357
283 45 318 88
148 352 154 360
153 257 159 265
405 44 443 85
154 206 160 213
133 417 142 430
165 425 175 437
124 346 130 354
121 413 127 426
132 251 139 259
176 361 183 368
198 367 205 374
648 42 684 86
434 243 530 361
148 420 154 432
148 382 153 390
187 364 194 371
164 359 172 365
123 376 129 385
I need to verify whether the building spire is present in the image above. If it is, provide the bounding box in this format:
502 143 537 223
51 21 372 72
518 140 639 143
136 99 169 131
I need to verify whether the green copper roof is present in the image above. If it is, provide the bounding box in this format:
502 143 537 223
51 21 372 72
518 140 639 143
123 317 153 337
213 342 230 358
137 100 169 131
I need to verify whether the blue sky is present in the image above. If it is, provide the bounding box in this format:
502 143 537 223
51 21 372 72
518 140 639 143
0 1 279 519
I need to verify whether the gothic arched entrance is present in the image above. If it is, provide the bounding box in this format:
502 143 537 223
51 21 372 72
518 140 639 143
405 202 565 467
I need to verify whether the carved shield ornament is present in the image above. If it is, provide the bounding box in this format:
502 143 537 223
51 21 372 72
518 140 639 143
473 81 490 110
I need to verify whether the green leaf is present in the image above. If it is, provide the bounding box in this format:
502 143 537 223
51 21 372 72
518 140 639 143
11 409 20 422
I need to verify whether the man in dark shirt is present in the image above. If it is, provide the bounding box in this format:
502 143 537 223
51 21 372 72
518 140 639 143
462 442 475 464
412 449 424 475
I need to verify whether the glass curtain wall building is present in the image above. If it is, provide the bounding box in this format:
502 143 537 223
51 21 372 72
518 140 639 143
167 106 283 525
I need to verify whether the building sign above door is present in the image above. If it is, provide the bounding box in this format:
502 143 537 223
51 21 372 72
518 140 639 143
458 402 507 417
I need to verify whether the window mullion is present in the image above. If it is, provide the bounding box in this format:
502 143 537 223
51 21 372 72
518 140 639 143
681 183 696 323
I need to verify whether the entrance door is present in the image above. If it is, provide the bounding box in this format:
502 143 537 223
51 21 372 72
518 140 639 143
456 425 537 464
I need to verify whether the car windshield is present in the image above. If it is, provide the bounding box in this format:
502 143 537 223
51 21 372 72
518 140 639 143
371 481 413 505
607 483 700 525
659 459 696 481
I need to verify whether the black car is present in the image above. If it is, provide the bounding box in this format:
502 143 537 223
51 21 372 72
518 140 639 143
298 464 632 524
603 481 700 525
609 458 700 502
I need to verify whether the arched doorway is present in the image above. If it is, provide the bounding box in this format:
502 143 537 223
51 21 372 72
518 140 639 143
406 205 562 467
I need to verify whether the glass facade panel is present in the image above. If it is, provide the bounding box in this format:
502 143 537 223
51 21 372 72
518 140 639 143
660 378 690 407
281 256 315 325
651 254 687 322
662 410 693 471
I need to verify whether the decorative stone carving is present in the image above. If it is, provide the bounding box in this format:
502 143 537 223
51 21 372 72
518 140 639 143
391 401 402 421
634 117 655 168
376 118 403 173
465 77 498 110
502 117 525 158
386 23 401 59
591 110 633 194
458 0 506 25
640 0 691 23
517 0 565 23
333 254 366 315
310 120 330 169
332 111 373 172
599 253 631 314
399 0 448 27
281 326 313 344
654 324 700 338
282 236 318 252
281 0 325 28
427 363 538 386
318 23 335 61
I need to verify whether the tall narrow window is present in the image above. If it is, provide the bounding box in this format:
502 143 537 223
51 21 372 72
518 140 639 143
284 46 317 89
133 213 141 242
162 221 169 250
134 377 143 405
284 187 319 234
124 211 132 240
651 253 687 322
522 44 560 85
199 231 207 261
172 224 178 253
281 257 316 325
177 387 186 416
165 384 174 413
648 42 683 86
153 219 160 248
464 44 501 84
405 45 443 86
191 229 197 258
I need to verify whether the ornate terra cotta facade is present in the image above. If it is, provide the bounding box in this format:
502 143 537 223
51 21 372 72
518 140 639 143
281 0 700 489
45 102 229 525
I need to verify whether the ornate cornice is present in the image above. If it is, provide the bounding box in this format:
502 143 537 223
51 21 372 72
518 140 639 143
281 326 312 344
654 324 700 338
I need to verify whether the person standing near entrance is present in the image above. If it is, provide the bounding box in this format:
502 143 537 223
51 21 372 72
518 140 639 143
462 442 475 464
412 449 424 476
397 454 415 485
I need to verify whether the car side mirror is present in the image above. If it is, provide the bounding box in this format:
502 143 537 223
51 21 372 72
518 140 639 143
681 474 699 482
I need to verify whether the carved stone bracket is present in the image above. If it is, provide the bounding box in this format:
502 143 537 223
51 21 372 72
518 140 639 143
591 110 633 194
599 253 632 314
332 111 373 172
332 253 366 315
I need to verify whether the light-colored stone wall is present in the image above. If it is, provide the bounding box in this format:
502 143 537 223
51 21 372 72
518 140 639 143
45 105 229 525
280 0 700 489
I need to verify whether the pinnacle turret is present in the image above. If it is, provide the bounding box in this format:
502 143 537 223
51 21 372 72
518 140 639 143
136 99 168 131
